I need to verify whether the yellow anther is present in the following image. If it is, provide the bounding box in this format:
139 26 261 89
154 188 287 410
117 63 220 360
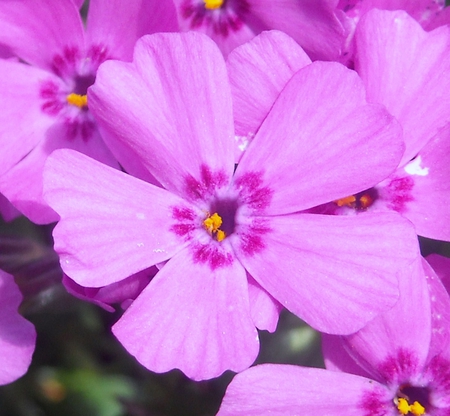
203 212 226 241
334 195 356 207
203 0 224 9
66 93 88 108
216 229 226 242
410 402 425 415
204 212 223 233
398 398 410 415
397 398 426 415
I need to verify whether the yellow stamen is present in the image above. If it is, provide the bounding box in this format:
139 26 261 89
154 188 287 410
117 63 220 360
203 212 226 241
66 93 88 108
397 398 426 415
216 229 226 242
359 193 373 209
203 0 224 9
334 195 356 207
409 402 425 415
398 398 410 415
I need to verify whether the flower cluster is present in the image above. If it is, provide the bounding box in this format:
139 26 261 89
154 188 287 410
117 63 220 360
1 1 450 415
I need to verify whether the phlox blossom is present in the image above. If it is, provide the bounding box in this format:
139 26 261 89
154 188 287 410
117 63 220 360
228 14 450 241
44 32 418 380
326 10 450 241
0 0 178 223
217 255 450 415
0 270 36 385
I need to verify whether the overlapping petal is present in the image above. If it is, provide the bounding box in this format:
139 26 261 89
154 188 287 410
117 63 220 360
355 9 450 165
400 126 450 241
325 256 431 382
86 0 178 62
0 60 59 177
217 363 390 415
247 274 281 332
0 120 118 224
235 212 419 334
236 61 404 215
227 30 311 143
43 149 188 287
89 33 235 198
247 0 349 61
0 0 85 70
113 249 259 380
0 271 36 385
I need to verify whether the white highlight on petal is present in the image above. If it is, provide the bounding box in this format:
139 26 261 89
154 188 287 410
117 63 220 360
235 133 254 152
404 155 429 176
136 213 146 220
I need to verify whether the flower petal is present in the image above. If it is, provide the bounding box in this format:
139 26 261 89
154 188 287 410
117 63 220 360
235 212 419 334
400 126 450 241
335 256 432 383
248 0 349 61
0 270 36 385
0 0 85 70
85 0 178 62
0 60 58 176
89 32 235 198
217 363 390 416
247 273 281 332
227 30 311 140
43 149 188 287
355 9 450 165
237 61 404 215
0 120 119 224
113 248 259 380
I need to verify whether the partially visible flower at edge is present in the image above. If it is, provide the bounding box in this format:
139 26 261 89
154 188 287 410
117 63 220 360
0 0 178 224
0 269 36 386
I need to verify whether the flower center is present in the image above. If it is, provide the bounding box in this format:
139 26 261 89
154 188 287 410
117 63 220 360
334 188 378 210
66 93 87 108
203 198 238 242
395 385 429 415
203 212 226 242
203 0 224 9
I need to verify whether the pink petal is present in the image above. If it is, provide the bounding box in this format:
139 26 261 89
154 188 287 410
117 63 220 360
0 193 20 222
0 0 85 70
89 32 235 197
0 270 36 385
0 60 58 176
400 126 450 241
235 212 419 334
43 149 188 287
247 0 350 61
0 118 119 224
236 61 404 215
322 334 375 379
355 9 450 165
218 363 391 415
247 273 281 332
85 0 178 62
335 256 432 382
227 30 311 157
113 249 259 380
423 255 450 360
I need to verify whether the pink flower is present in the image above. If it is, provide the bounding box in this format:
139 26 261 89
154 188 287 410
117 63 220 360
44 32 418 380
323 10 450 241
228 15 450 241
173 0 350 59
0 0 178 224
217 256 450 415
0 270 36 385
